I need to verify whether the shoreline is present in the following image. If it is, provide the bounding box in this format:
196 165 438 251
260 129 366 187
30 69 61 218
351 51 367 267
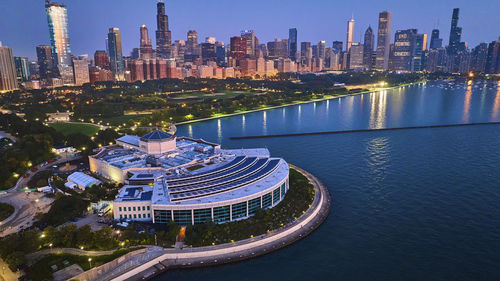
174 81 426 126
109 165 331 281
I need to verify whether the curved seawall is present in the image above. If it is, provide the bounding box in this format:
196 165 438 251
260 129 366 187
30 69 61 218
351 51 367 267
112 165 331 281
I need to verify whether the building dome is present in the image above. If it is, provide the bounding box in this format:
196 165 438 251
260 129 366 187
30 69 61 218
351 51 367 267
140 129 174 142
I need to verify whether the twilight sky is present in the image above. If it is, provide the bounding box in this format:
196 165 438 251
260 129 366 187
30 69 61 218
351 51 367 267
0 0 499 60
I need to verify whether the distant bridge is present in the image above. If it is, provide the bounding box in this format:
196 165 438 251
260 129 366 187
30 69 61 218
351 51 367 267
230 122 500 140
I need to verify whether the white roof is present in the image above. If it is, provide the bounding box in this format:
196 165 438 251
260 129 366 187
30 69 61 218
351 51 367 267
67 172 101 188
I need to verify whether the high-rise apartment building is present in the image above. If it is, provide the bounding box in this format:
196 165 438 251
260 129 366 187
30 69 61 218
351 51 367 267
375 11 392 70
45 2 71 67
36 45 54 80
0 42 18 92
156 0 172 58
72 58 90 86
346 17 355 52
107 27 124 80
14 57 30 82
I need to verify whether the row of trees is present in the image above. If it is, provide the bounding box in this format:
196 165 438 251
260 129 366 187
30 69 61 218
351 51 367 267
0 114 64 190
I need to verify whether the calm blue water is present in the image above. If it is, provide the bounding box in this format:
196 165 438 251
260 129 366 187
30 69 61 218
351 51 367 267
158 81 500 281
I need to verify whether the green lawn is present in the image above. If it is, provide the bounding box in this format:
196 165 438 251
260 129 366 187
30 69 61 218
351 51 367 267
49 122 100 137
0 203 14 221
97 114 151 126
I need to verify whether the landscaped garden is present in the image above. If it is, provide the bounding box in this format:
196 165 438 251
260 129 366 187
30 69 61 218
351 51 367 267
184 168 315 247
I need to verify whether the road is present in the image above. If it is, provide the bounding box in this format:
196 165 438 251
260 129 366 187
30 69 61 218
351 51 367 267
0 156 81 238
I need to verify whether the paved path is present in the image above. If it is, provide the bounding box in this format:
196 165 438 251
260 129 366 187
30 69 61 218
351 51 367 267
0 156 80 237
111 165 331 281
26 248 120 266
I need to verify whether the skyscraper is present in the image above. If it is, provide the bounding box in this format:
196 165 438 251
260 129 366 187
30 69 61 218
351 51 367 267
318 41 326 59
45 2 71 67
241 30 256 57
349 43 364 69
156 0 172 58
392 29 417 71
430 29 443 49
186 30 199 59
301 42 311 58
332 41 343 54
289 28 298 61
412 33 427 71
486 38 500 74
346 17 355 52
14 57 30 82
72 58 90 86
363 26 374 68
94 50 110 69
470 43 489 73
139 25 153 59
375 11 392 70
36 45 54 80
230 36 246 61
448 8 462 55
107 27 124 80
0 42 18 92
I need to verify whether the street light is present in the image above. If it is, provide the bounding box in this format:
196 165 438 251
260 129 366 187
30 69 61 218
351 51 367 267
88 258 92 268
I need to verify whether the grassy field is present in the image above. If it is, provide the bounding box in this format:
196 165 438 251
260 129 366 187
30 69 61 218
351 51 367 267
0 203 14 221
49 122 100 136
97 114 151 126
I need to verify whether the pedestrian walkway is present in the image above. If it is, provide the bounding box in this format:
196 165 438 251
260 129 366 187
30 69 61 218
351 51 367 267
112 165 331 281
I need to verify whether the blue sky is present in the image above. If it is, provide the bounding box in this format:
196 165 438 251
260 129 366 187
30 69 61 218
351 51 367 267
0 0 499 60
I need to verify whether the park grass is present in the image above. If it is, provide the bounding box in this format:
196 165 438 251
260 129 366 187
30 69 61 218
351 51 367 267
49 122 100 137
0 202 14 221
97 114 151 126
27 249 131 281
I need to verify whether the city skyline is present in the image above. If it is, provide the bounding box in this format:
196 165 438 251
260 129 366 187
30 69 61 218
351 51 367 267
0 0 499 60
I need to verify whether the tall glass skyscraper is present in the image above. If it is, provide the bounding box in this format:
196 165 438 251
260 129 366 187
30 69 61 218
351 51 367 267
45 2 71 66
375 11 392 71
156 0 172 58
107 27 124 80
448 8 462 55
288 28 298 61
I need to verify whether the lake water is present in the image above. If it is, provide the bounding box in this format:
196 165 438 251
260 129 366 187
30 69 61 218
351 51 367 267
156 80 500 281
